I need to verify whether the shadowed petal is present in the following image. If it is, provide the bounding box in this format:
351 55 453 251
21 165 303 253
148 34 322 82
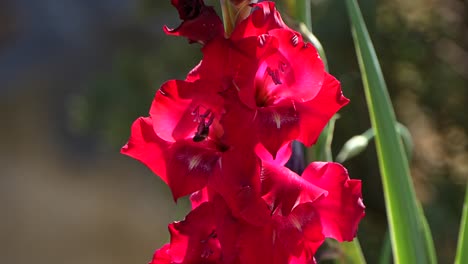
164 0 223 44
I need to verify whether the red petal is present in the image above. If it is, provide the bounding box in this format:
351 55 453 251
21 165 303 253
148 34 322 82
236 203 324 264
169 202 222 263
274 203 325 262
231 2 290 40
222 94 300 159
150 79 224 142
237 222 275 264
190 187 211 209
296 73 349 146
149 244 171 264
166 139 221 200
121 117 169 185
210 148 271 226
254 100 301 158
255 142 292 166
187 36 260 91
253 29 324 105
261 162 327 216
302 162 365 241
121 117 221 201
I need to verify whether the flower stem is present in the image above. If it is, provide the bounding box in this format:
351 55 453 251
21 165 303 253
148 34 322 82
220 0 236 36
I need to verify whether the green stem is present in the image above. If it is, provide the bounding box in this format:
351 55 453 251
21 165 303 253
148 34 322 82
219 0 235 36
295 0 312 31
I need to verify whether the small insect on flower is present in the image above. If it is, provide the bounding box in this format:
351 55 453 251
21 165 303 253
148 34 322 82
192 106 215 142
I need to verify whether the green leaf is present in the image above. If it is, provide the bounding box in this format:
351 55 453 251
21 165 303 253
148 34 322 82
345 0 437 263
455 184 468 264
378 231 392 264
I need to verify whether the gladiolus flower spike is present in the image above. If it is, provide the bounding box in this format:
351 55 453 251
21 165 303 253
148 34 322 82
121 1 365 263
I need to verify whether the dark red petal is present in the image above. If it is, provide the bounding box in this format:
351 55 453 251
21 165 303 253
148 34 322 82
164 3 223 44
121 117 169 185
296 73 350 146
219 89 258 149
211 195 243 264
274 203 325 262
169 202 222 263
170 0 204 20
261 162 326 216
210 148 271 226
237 222 275 264
231 1 290 40
166 139 221 200
236 203 324 264
302 162 365 242
149 244 171 264
254 100 301 158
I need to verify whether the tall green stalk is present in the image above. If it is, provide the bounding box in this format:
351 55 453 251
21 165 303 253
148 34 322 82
345 0 437 263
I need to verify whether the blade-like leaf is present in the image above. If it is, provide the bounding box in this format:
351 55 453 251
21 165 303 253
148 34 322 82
455 184 468 264
345 0 437 263
378 231 392 264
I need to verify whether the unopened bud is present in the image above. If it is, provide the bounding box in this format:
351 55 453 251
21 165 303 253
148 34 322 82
336 135 370 163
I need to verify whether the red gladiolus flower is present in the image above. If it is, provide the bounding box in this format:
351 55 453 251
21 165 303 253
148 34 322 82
182 3 349 157
122 1 364 263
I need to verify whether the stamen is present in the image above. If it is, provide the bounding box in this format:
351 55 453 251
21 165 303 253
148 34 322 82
266 67 282 85
291 34 299 47
258 34 268 47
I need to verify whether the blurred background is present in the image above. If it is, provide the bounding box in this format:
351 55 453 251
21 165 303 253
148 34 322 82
0 0 466 263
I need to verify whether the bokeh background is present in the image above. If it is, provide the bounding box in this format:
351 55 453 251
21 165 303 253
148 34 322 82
0 0 466 263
